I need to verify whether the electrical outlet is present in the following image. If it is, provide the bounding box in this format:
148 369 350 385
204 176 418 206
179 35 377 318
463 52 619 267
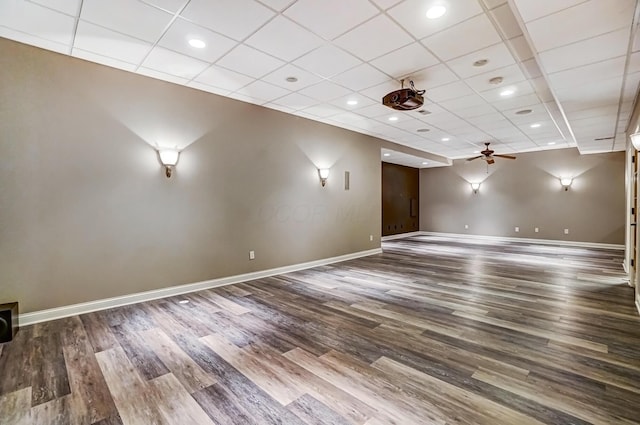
564 229 569 235
249 250 255 260
534 227 539 233
369 235 373 241
515 227 519 232
464 224 469 229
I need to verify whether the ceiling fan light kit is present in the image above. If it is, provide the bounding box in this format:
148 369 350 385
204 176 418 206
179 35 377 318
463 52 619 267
465 142 516 165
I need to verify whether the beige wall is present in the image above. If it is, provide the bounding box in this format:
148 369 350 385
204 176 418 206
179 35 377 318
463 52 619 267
0 39 381 313
420 148 625 244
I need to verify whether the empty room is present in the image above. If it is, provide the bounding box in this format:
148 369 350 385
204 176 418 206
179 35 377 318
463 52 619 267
2 0 640 424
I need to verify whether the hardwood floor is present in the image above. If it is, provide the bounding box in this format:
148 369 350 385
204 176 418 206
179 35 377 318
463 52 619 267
1 235 639 425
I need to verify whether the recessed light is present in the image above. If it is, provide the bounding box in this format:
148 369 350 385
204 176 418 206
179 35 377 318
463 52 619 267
500 89 514 97
516 109 532 115
346 99 358 106
530 123 541 128
178 300 190 304
422 161 429 165
426 5 447 19
388 116 399 121
548 141 556 145
188 39 206 49
383 153 391 157
417 128 430 133
489 77 503 85
473 59 489 67
285 76 298 83
442 137 450 142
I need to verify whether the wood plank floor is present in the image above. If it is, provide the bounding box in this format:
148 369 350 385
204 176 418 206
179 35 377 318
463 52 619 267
2 235 640 425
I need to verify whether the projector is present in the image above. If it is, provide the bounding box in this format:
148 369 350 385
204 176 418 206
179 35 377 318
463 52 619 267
382 88 424 111
382 79 425 111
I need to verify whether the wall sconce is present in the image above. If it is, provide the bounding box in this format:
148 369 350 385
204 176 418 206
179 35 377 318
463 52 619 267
158 149 179 178
318 168 330 187
470 182 480 194
630 132 640 150
560 177 573 191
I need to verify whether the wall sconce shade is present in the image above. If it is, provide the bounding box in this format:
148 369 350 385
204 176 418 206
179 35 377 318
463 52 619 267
318 168 330 187
158 149 179 178
470 182 480 194
630 132 640 150
560 177 573 191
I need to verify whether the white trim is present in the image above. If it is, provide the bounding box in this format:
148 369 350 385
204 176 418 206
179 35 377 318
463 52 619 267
19 248 382 326
381 231 422 241
405 231 625 250
636 298 640 316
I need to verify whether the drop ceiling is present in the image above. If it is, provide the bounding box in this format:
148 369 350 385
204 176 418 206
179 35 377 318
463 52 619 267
1 0 638 168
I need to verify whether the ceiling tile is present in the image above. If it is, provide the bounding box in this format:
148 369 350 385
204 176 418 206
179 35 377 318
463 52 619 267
72 48 137 71
293 44 362 78
334 14 413 61
538 28 630 74
261 64 322 89
369 0 403 10
331 63 391 91
193 64 255 91
271 92 318 110
217 44 285 78
479 79 535 102
446 42 516 78
493 93 541 111
0 26 69 54
30 0 81 15
140 0 188 13
353 103 396 118
464 64 526 92
245 16 323 62
455 103 498 118
142 46 210 78
411 64 460 89
440 94 488 110
137 67 190 85
524 0 635 52
359 79 403 102
81 0 173 42
547 56 627 89
426 81 474 102
328 94 377 110
283 0 379 40
422 14 501 61
298 80 353 102
511 0 588 23
74 21 152 64
301 103 345 118
0 0 75 45
255 0 295 11
263 102 295 113
180 0 275 41
370 42 439 79
234 80 291 102
187 81 232 96
158 18 237 63
387 0 483 39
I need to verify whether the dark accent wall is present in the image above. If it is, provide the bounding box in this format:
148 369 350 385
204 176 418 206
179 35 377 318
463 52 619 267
382 162 419 236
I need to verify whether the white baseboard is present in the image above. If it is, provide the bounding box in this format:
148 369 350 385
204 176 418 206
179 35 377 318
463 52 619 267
19 248 382 326
417 231 625 250
381 231 422 241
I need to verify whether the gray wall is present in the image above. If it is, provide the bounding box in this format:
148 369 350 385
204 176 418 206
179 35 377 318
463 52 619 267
0 39 381 313
420 148 625 244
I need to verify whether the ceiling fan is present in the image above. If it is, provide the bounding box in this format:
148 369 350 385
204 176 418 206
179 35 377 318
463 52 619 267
466 142 516 164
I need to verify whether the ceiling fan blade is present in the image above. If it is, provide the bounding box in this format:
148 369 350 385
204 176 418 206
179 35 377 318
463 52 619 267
466 156 483 161
494 154 516 160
